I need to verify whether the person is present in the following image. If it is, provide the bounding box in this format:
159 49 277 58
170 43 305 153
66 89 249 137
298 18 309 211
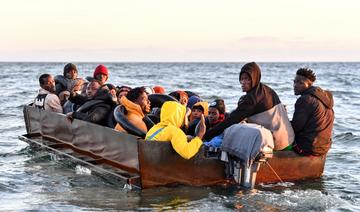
291 68 334 156
153 85 165 94
115 87 151 133
206 99 226 129
93 64 109 85
33 74 63 113
55 63 80 95
203 62 294 150
66 80 115 126
116 85 132 105
187 95 202 109
145 101 206 159
187 102 209 136
169 90 188 106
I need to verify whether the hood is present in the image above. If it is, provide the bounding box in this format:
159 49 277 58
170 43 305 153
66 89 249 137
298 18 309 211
239 62 261 90
120 96 145 118
159 101 186 127
304 86 334 109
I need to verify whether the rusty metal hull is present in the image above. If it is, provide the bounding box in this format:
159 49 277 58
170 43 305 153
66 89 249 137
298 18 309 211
21 106 326 189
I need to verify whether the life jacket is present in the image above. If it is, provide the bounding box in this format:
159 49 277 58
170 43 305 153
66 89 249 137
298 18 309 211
34 94 47 110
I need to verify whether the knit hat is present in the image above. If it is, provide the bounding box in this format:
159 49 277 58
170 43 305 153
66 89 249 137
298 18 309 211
187 95 201 109
63 63 78 76
153 85 165 94
93 64 109 78
209 99 225 114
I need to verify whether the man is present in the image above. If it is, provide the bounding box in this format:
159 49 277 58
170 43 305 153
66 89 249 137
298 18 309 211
203 62 294 150
292 68 334 156
33 74 63 113
115 87 151 133
66 80 115 126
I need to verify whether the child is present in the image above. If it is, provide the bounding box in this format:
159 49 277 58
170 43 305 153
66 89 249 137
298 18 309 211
187 102 209 135
207 99 226 129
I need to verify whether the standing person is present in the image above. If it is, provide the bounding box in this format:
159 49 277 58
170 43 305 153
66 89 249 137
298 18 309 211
33 74 63 113
145 101 206 159
291 68 334 156
203 62 294 150
93 64 109 85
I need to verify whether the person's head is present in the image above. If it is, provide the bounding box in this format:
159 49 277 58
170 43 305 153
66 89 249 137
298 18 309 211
153 85 165 94
239 62 261 92
71 78 85 94
93 64 109 85
294 68 316 95
39 74 56 93
191 104 205 120
116 85 132 104
102 83 117 101
126 87 151 114
208 99 225 123
86 80 101 98
187 95 201 109
63 63 78 80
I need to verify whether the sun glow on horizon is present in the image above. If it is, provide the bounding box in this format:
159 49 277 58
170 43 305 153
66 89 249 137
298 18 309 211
1 0 360 62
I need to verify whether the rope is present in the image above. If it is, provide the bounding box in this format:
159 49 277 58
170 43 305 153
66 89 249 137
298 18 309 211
265 161 284 184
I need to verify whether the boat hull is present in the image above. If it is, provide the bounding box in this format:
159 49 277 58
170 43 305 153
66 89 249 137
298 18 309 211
21 106 326 189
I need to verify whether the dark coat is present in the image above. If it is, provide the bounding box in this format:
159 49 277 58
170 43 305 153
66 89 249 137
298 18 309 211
72 89 115 126
203 62 281 141
291 86 334 156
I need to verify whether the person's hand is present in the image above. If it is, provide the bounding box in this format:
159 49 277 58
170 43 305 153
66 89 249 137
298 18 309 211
196 114 206 140
66 112 73 122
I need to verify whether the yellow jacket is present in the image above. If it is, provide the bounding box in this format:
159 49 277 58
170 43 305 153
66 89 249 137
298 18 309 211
145 101 203 159
115 96 147 133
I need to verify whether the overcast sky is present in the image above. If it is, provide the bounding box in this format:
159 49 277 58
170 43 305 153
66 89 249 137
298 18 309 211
1 0 360 62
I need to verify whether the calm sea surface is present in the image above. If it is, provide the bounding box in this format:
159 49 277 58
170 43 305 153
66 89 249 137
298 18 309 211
0 62 359 211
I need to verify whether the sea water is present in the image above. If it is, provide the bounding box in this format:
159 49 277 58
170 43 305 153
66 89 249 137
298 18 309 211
0 62 359 211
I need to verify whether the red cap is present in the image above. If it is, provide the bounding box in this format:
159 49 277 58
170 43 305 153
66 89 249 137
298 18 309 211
93 64 109 78
153 85 165 94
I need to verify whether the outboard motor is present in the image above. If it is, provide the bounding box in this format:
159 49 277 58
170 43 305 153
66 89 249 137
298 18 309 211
221 147 273 189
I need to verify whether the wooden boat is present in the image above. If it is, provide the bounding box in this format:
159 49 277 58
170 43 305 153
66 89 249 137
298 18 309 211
19 105 327 189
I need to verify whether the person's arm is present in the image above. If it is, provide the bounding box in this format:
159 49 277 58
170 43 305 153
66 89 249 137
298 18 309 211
203 95 255 141
73 105 110 124
68 93 88 105
46 94 63 113
291 96 313 133
170 127 203 159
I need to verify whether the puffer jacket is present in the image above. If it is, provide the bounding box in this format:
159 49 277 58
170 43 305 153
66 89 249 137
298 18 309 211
292 86 334 156
203 62 294 150
145 101 203 159
72 89 115 126
115 96 148 133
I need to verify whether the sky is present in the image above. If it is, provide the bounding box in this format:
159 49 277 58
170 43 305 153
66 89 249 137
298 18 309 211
1 0 360 62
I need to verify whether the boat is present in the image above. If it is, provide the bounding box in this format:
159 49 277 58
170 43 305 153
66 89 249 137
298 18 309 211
19 105 327 189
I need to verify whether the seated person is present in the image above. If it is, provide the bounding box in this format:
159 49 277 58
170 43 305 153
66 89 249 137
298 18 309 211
115 87 151 133
92 64 109 85
103 83 118 103
169 90 189 106
291 68 334 156
33 74 63 113
187 102 209 136
116 85 132 105
66 80 115 126
206 99 226 129
203 62 294 150
55 63 81 95
145 101 206 159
